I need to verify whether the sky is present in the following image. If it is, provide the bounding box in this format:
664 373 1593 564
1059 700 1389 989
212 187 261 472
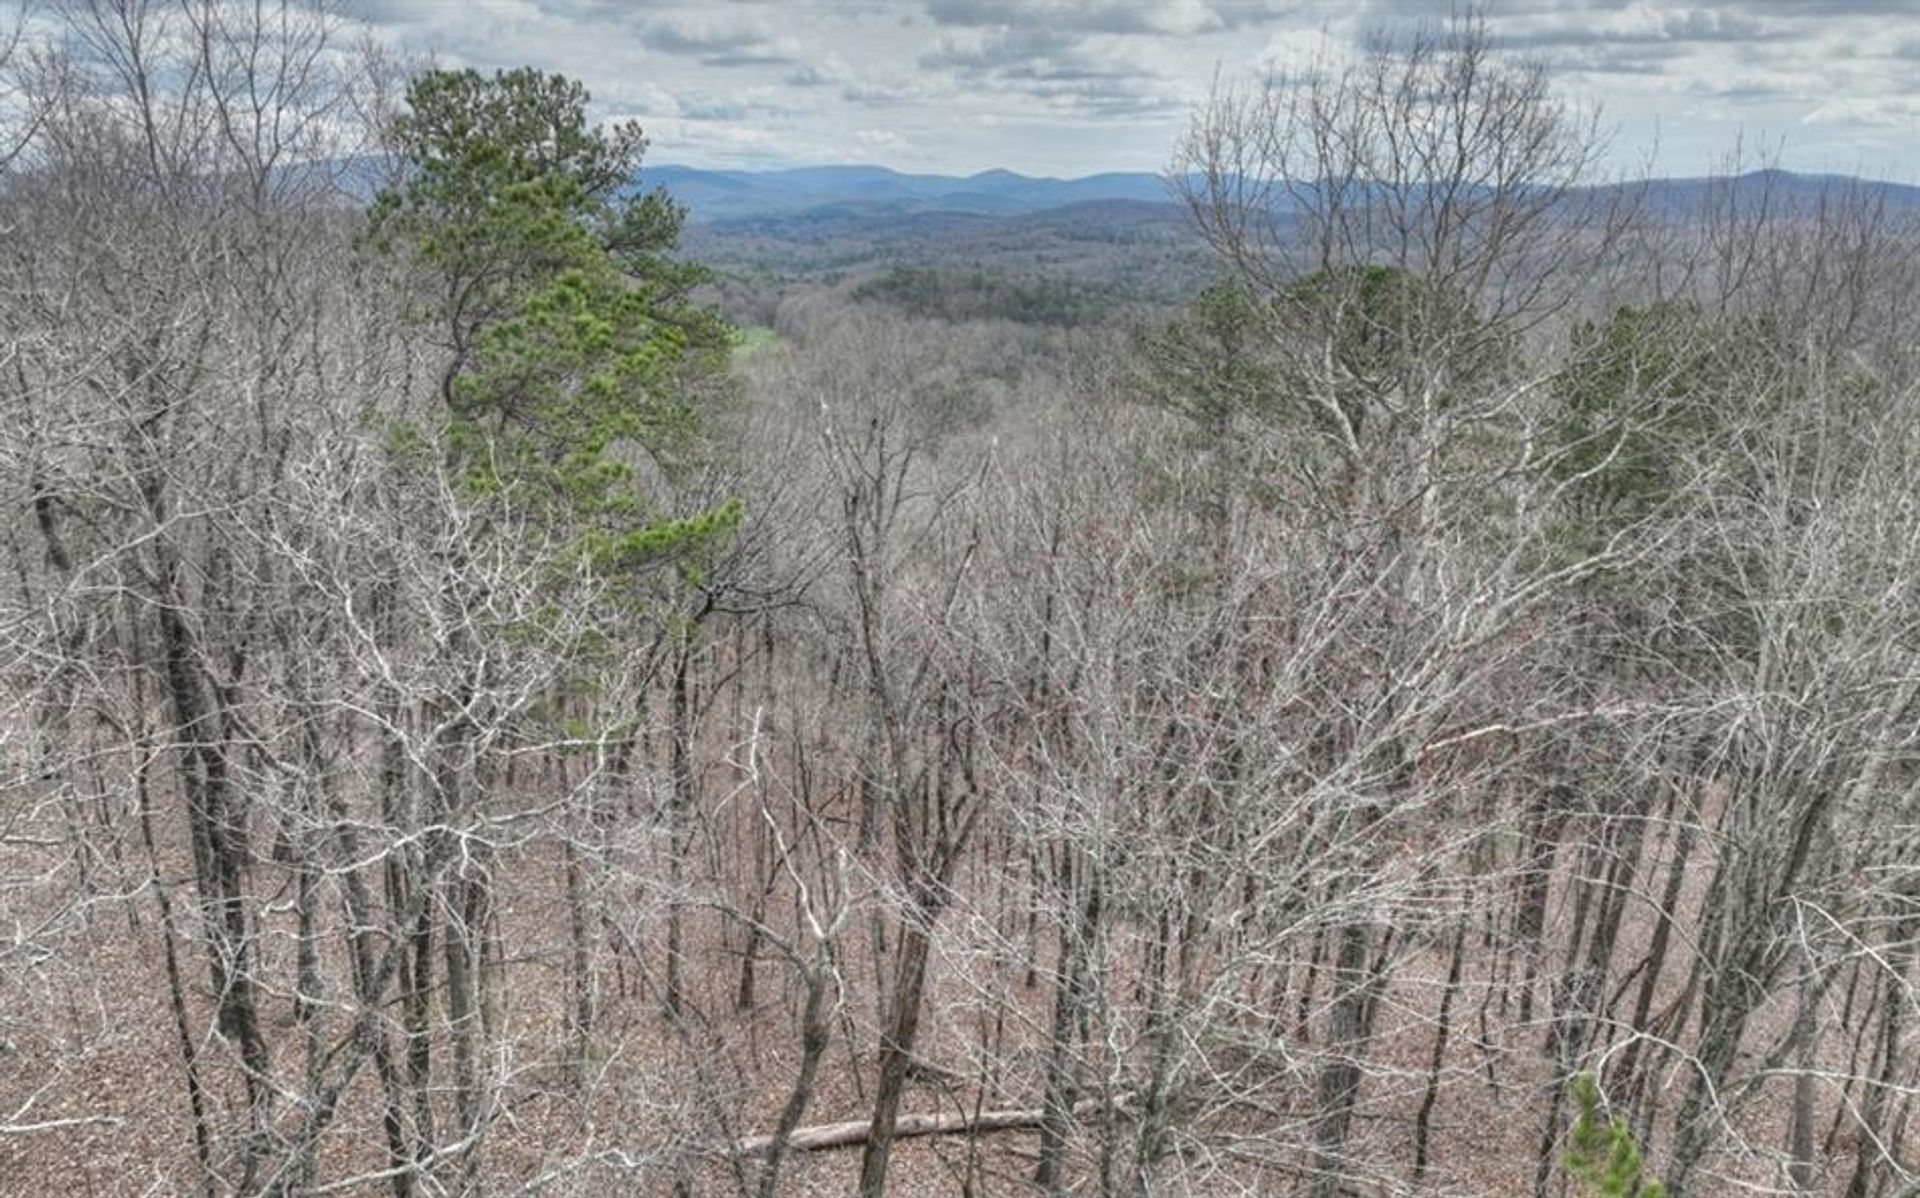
91 0 1920 179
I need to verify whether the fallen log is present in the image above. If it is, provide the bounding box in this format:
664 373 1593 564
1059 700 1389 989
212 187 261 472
734 1095 1116 1156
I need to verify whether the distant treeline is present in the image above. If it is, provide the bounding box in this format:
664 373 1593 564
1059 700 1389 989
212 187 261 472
851 264 1117 326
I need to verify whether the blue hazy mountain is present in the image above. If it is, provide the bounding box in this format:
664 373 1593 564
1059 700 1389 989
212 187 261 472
647 164 1177 221
647 163 1920 228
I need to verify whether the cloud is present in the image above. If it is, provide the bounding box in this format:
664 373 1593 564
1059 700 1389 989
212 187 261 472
854 128 908 152
329 0 1920 179
927 0 1225 36
923 28 1085 72
1492 7 1780 51
701 49 801 67
919 24 1184 117
674 90 792 121
657 119 789 165
1738 0 1920 12
1256 26 1346 77
923 26 1164 81
785 60 851 87
1804 94 1920 128
1528 46 1682 76
841 78 938 107
1019 76 1188 117
1683 78 1796 102
640 12 797 65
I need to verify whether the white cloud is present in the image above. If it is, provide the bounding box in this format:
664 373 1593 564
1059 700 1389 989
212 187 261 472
854 128 908 152
1804 94 1920 128
926 0 1224 36
1256 27 1346 78
325 0 1920 180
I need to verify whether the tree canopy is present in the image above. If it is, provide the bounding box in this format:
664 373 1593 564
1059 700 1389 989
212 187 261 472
372 67 738 563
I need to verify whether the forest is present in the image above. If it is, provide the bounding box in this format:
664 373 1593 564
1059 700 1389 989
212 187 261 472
4 3 1920 1197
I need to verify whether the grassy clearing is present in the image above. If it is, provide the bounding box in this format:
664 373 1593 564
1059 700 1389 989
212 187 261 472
732 324 783 363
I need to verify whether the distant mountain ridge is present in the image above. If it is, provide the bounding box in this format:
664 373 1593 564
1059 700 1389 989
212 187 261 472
648 162 1920 227
647 163 1175 221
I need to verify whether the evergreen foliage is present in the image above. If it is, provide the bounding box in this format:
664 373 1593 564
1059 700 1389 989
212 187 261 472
371 67 738 562
1552 301 1719 540
852 264 1112 327
1281 263 1507 444
1564 1074 1667 1198
1139 278 1282 435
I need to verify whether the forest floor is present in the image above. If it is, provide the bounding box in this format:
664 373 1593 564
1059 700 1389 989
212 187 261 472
0 791 1898 1196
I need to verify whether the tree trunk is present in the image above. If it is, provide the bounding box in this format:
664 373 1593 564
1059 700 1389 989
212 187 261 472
157 591 271 1187
1413 924 1467 1182
855 920 935 1198
742 1096 1115 1156
756 949 835 1198
1037 863 1101 1196
666 643 697 1020
1308 921 1375 1198
566 828 594 1087
1788 972 1821 1196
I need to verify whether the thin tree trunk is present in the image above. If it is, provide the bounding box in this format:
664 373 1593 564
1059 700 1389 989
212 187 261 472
136 731 216 1198
1843 922 1914 1198
1037 862 1101 1196
666 641 699 1021
755 949 835 1198
855 920 935 1198
1788 972 1821 1196
157 591 271 1188
1413 923 1467 1182
565 828 594 1087
1309 921 1375 1198
1614 810 1698 1106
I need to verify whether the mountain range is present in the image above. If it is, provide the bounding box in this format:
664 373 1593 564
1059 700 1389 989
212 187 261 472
648 164 1178 221
648 163 1920 226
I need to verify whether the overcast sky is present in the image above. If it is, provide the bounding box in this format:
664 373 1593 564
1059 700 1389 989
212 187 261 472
351 1 1919 179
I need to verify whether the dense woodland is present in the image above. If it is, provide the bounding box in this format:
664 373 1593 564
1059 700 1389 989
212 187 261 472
6 5 1920 1197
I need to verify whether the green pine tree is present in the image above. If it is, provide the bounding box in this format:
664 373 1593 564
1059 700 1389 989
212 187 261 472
370 66 740 566
1564 1073 1668 1198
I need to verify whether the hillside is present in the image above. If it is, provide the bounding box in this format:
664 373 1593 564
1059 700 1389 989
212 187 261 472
664 163 1920 303
14 9 1920 1198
